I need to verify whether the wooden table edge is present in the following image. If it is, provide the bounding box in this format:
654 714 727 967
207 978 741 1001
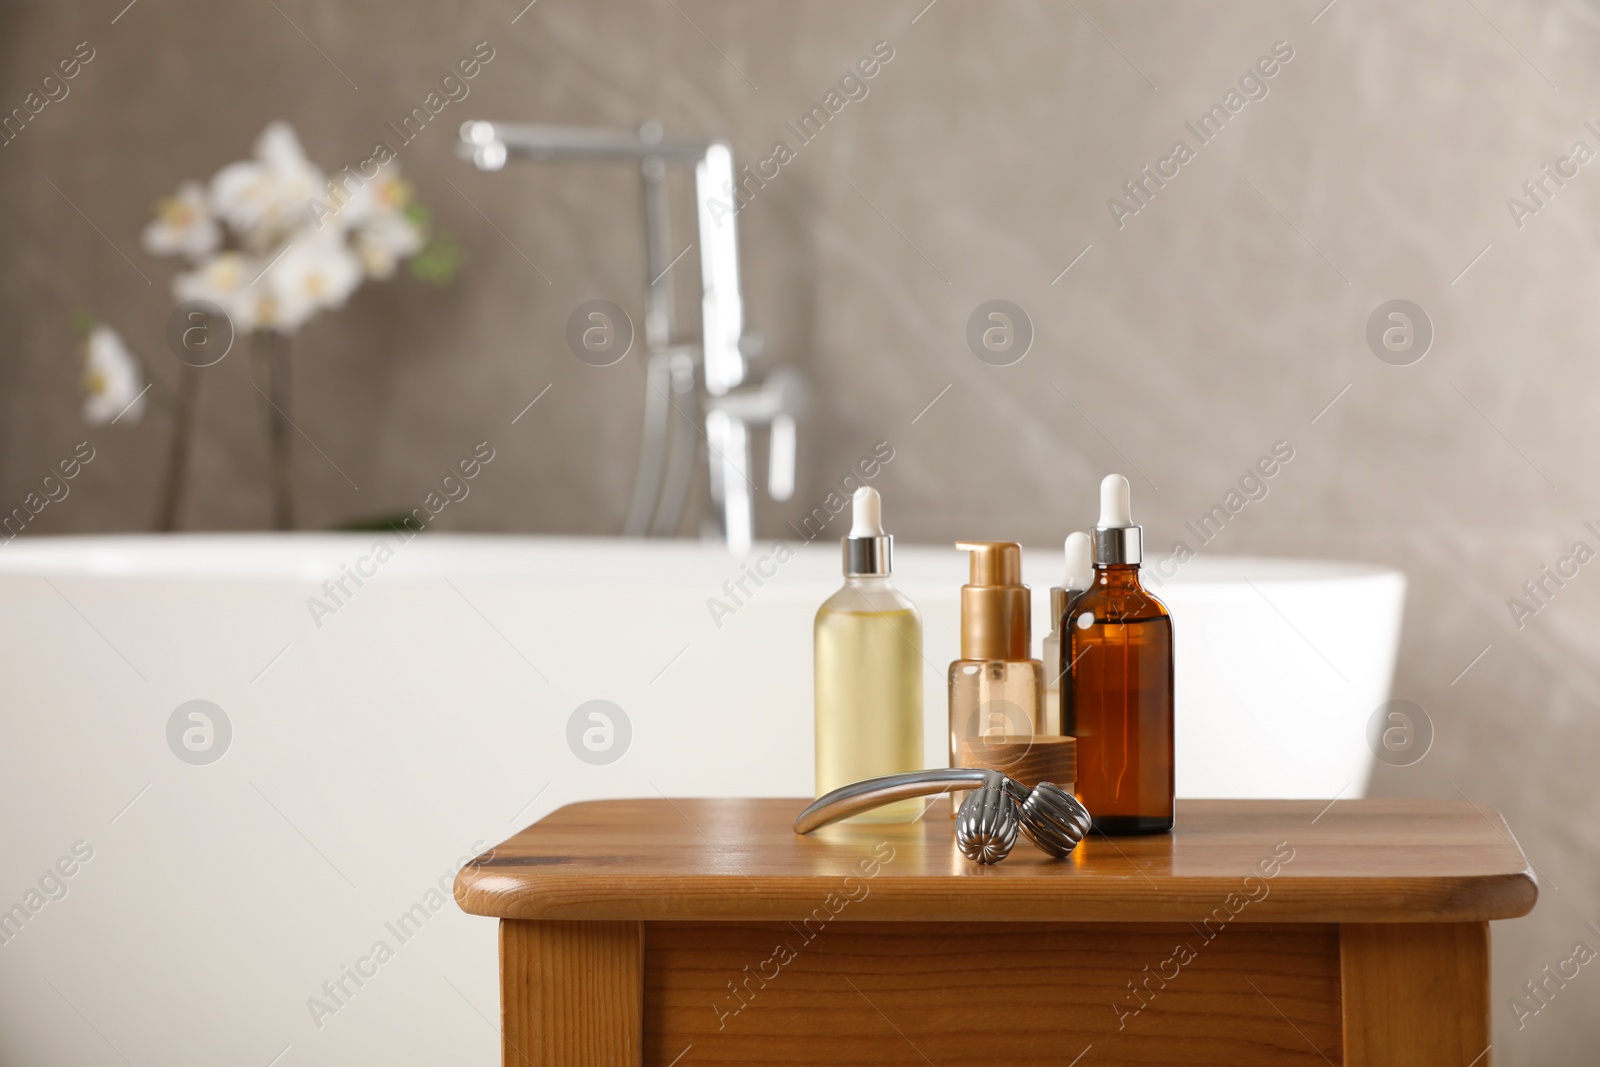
454 868 1537 924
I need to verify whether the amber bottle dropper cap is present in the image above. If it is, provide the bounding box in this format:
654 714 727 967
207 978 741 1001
1093 474 1143 565
955 541 1031 660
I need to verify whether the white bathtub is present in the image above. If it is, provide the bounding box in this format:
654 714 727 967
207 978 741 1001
0 534 1403 1067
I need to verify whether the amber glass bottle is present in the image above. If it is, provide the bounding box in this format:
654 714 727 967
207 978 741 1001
1062 476 1174 834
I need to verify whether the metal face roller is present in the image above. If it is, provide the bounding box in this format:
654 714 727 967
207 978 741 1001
793 768 1093 865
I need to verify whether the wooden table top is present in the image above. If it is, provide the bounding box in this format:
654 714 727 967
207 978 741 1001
454 797 1537 924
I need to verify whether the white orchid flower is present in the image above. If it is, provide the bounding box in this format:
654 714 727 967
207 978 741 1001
353 212 426 279
173 251 260 333
82 325 146 426
142 181 221 261
150 122 441 344
334 164 413 231
263 235 363 333
208 122 326 252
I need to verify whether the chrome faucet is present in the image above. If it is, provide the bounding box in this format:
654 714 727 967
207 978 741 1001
457 120 803 554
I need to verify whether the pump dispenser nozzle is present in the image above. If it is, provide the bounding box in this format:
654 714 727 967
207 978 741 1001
955 541 1030 661
1093 474 1142 565
844 487 892 577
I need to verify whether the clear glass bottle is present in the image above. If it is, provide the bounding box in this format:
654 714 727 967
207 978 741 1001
948 542 1044 774
813 488 924 822
1063 476 1174 834
949 661 1046 764
1043 532 1093 738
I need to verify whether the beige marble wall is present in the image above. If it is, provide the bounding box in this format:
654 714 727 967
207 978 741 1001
4 0 1599 1060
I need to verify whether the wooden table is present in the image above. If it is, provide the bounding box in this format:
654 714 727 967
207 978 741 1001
455 798 1536 1067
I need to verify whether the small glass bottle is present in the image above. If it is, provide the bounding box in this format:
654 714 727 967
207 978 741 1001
1063 476 1174 834
814 487 924 822
948 542 1045 776
1042 532 1093 737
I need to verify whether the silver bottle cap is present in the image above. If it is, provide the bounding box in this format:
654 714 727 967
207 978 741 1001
1093 526 1142 565
844 535 892 577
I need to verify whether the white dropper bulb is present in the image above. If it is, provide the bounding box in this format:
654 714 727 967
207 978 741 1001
850 486 885 537
1064 531 1093 591
1098 474 1133 528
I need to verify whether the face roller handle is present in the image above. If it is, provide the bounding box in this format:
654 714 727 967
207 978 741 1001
793 768 997 833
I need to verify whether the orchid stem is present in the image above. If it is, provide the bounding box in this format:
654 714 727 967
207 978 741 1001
255 331 295 530
152 362 201 532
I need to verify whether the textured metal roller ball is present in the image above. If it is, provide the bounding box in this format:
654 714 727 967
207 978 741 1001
955 779 1021 864
1012 782 1093 857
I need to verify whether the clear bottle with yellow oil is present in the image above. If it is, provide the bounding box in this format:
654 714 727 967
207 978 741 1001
814 487 925 822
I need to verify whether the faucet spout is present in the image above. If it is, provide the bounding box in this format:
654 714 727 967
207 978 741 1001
455 120 803 552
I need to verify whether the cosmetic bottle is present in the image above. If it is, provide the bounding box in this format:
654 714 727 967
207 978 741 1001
948 542 1045 776
1042 532 1093 737
1063 475 1174 834
813 487 924 822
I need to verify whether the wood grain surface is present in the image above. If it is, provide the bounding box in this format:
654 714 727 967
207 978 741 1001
1341 922 1492 1067
643 920 1343 1066
456 798 1537 924
500 919 642 1067
955 733 1076 789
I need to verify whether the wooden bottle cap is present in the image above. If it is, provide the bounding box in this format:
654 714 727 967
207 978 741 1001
955 734 1076 791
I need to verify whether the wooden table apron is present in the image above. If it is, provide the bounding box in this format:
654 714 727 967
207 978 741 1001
456 799 1537 1067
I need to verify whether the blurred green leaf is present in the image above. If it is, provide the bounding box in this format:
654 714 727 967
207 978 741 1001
333 510 425 534
410 228 464 286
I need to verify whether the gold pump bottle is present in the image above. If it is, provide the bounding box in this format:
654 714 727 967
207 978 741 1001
948 542 1045 777
814 487 924 822
1063 475 1175 834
